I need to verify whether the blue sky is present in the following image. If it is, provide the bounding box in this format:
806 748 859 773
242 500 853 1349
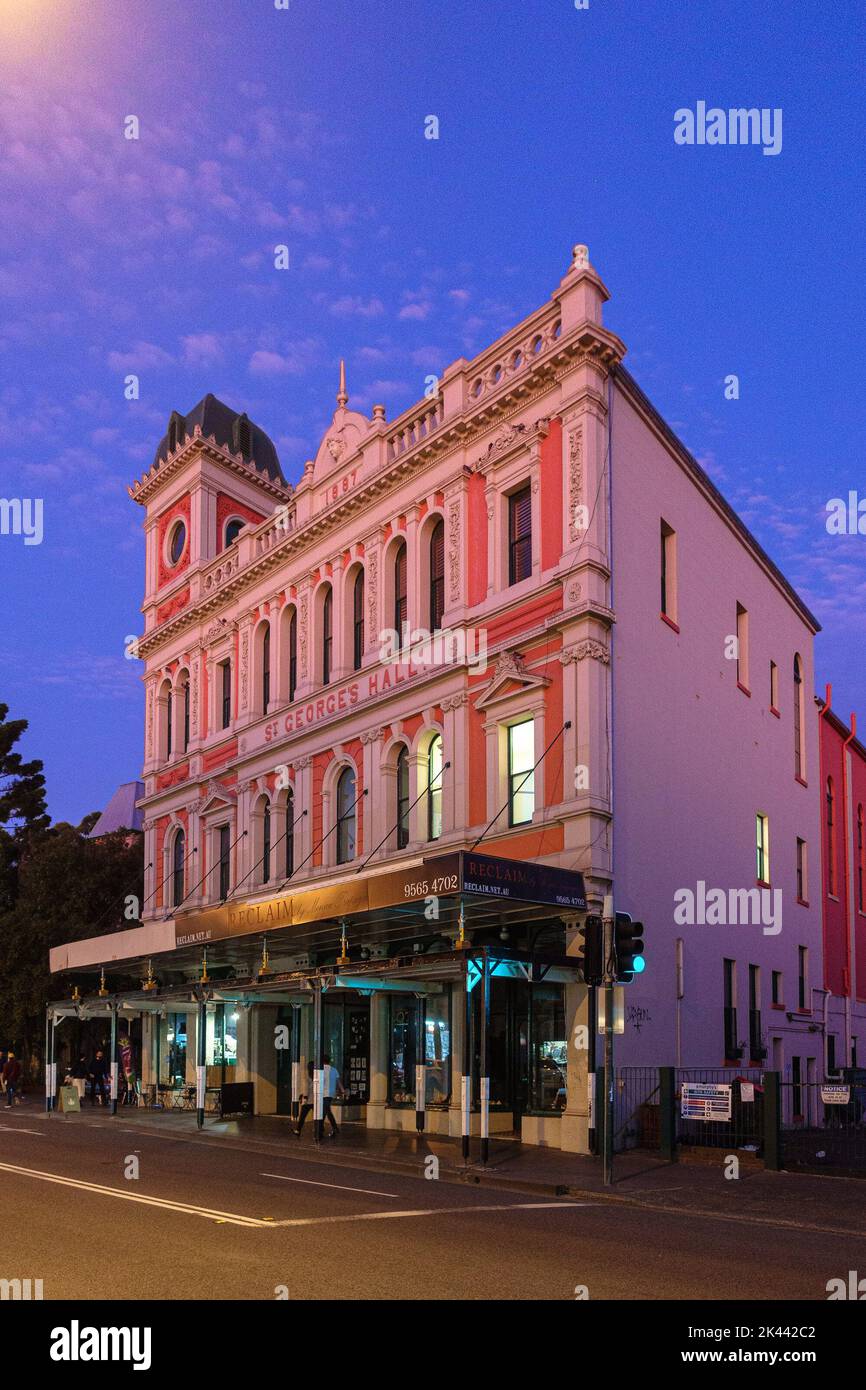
1 0 864 824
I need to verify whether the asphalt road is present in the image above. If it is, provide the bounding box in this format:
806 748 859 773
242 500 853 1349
0 1106 863 1301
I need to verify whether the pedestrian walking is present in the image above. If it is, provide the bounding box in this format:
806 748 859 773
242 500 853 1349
2 1052 23 1107
321 1053 345 1135
89 1049 109 1105
293 1061 315 1137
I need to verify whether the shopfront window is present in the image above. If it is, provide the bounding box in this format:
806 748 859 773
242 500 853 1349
160 1012 187 1087
424 993 451 1106
206 1003 238 1082
528 985 566 1113
389 994 418 1105
323 996 370 1103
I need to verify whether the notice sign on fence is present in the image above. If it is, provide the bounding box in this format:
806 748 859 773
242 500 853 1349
820 1085 850 1105
681 1082 732 1121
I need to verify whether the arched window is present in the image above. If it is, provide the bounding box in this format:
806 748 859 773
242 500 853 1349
166 689 173 758
794 654 804 779
288 608 297 702
427 735 443 841
394 541 407 639
396 746 410 849
336 766 356 864
172 828 185 908
826 777 836 896
322 586 333 685
430 519 445 631
858 805 864 912
285 788 294 878
262 802 271 884
225 518 244 548
353 571 365 671
262 624 271 712
182 677 190 753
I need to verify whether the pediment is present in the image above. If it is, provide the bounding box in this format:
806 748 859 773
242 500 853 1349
195 781 238 818
474 652 550 710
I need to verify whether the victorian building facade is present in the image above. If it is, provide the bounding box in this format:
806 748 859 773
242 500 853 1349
49 244 859 1150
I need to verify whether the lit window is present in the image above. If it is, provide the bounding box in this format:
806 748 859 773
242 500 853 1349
336 767 356 864
508 720 535 827
427 735 443 841
756 812 770 884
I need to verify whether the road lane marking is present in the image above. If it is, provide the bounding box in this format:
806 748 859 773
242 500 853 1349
261 1171 398 1198
0 1126 44 1136
267 1201 589 1228
0 1160 268 1227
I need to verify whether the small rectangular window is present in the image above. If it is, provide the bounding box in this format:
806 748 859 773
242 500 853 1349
507 719 535 826
723 959 739 1059
508 486 532 585
771 970 783 1006
827 1034 838 1075
770 660 779 711
660 520 677 624
756 812 770 884
736 603 750 691
796 837 807 902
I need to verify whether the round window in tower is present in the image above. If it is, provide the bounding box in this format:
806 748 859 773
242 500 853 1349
168 520 186 566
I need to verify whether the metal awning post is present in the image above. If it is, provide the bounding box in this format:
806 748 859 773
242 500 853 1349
196 995 206 1129
480 947 490 1165
415 992 426 1134
291 1002 302 1122
461 943 472 1163
313 978 324 1146
152 1010 160 1097
44 1008 55 1115
109 1002 118 1116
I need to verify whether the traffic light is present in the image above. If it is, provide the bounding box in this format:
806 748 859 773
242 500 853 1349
614 913 645 982
576 914 604 986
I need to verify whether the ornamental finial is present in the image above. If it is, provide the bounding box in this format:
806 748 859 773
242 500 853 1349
337 358 348 408
572 244 590 271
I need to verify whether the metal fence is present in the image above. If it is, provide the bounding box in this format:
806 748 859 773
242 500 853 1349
779 1078 866 1176
612 1067 661 1151
676 1067 766 1154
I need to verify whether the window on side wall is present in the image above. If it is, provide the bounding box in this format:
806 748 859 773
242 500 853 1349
796 837 807 903
660 520 677 626
427 735 443 841
736 603 749 692
220 662 231 730
756 812 770 885
508 719 535 827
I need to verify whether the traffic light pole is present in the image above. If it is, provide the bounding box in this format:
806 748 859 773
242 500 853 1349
602 899 615 1188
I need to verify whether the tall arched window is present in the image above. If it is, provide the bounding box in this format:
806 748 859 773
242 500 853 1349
262 802 271 884
322 586 333 685
285 789 294 878
394 541 407 639
172 828 185 908
166 689 173 758
858 804 864 912
794 654 804 780
427 734 443 841
262 624 271 712
182 677 190 752
826 777 836 896
336 766 356 864
353 570 365 671
288 608 297 702
225 518 244 548
396 746 410 849
430 519 445 631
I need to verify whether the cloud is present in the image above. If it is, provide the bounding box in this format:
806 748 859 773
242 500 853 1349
327 295 385 318
107 341 173 373
182 333 225 366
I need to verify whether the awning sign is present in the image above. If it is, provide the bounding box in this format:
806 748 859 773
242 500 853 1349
681 1082 732 1121
820 1085 851 1105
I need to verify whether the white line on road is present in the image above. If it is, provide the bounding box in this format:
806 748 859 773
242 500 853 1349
0 1160 268 1228
261 1171 399 1198
267 1201 590 1228
0 1126 44 1136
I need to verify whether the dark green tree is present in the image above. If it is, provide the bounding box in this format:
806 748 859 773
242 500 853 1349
0 703 49 913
